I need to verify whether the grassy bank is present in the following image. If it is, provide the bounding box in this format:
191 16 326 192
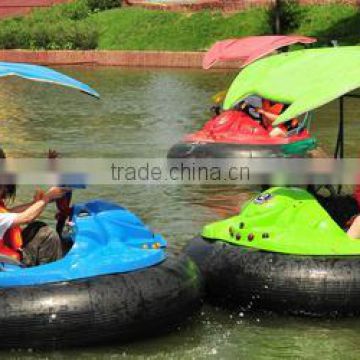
0 1 358 50
293 5 360 44
95 8 271 50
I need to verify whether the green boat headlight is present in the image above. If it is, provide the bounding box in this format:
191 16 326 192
229 227 234 237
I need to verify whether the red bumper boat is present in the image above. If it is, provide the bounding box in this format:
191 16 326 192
168 35 318 159
167 109 317 158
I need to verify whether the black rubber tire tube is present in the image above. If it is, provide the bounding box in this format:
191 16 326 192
0 253 203 349
167 142 285 159
185 236 360 317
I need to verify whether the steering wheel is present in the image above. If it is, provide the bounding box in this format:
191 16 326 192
0 254 22 266
308 184 338 199
235 101 261 120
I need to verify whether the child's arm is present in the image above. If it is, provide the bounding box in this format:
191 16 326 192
257 108 279 123
347 216 360 239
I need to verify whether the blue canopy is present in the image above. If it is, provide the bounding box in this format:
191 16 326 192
0 62 99 98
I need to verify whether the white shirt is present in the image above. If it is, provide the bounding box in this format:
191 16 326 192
0 213 17 238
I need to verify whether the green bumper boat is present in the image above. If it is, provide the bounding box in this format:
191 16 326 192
184 46 360 316
185 187 360 316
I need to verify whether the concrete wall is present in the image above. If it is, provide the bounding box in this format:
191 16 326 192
0 49 206 67
0 49 244 68
125 0 360 12
0 0 358 18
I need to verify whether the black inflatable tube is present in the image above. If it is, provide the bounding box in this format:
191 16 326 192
167 142 286 159
185 237 360 317
0 253 203 349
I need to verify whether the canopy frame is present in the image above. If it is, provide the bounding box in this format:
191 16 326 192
333 93 360 194
334 93 360 159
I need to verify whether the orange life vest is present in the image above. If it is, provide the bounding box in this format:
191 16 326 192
262 100 299 132
263 99 284 116
0 201 23 261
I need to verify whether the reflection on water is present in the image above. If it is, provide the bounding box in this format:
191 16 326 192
0 66 359 359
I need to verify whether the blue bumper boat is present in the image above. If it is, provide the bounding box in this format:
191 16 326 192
0 63 202 349
0 200 202 349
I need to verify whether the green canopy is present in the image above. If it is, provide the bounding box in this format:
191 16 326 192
223 47 360 125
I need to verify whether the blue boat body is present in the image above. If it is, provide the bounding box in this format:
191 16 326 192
0 200 167 287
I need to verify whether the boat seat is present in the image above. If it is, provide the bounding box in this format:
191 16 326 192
287 112 311 137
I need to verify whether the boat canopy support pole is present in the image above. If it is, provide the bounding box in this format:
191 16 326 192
333 93 359 158
333 93 358 194
334 96 344 159
334 96 345 194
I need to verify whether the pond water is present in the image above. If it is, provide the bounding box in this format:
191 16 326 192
0 66 359 359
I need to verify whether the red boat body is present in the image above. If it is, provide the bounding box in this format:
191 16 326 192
183 110 312 145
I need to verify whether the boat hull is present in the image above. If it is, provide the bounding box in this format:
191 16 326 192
0 253 203 349
167 141 308 159
185 236 360 316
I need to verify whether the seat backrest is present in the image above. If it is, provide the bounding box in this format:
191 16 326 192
287 112 312 137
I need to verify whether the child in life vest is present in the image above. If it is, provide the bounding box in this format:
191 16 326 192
0 148 70 266
256 99 298 137
0 183 70 266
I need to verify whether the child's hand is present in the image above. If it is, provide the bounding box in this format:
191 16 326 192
45 187 71 202
48 149 59 159
33 187 45 202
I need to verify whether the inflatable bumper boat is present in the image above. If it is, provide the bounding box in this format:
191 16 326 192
168 110 316 158
168 35 318 159
0 200 202 349
185 187 360 316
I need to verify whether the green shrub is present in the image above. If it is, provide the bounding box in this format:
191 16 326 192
57 0 91 20
30 0 90 22
26 19 98 50
0 0 99 49
73 20 99 49
0 19 29 49
86 0 121 11
270 0 302 33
